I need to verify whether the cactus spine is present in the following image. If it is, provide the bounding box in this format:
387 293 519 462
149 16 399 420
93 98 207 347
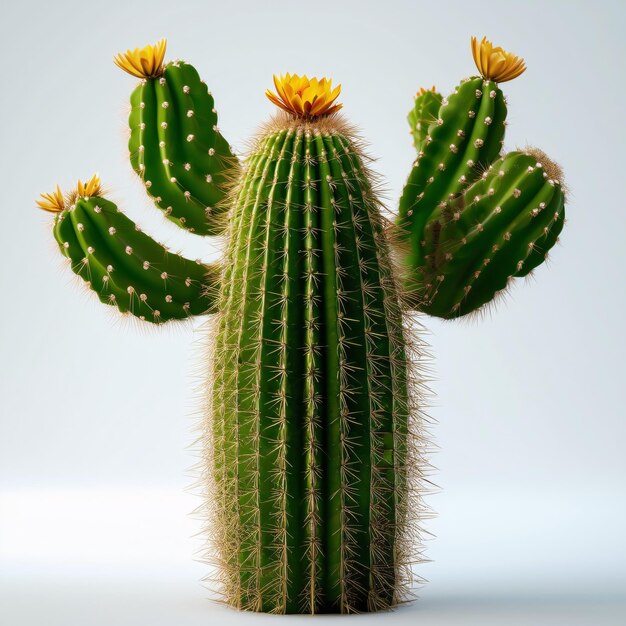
205 115 420 613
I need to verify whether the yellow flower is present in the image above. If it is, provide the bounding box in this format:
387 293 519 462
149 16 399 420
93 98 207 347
416 85 437 97
266 73 342 118
471 36 526 83
114 38 167 79
36 184 65 213
76 174 102 198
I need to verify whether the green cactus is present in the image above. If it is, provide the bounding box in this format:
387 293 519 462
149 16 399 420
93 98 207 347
40 176 219 322
36 35 566 614
407 86 442 151
406 150 565 317
121 40 237 236
397 36 565 317
207 119 418 613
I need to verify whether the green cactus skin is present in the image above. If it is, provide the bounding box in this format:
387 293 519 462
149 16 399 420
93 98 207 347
396 76 565 317
128 61 237 236
53 195 219 322
204 119 421 614
398 77 506 262
413 151 565 317
407 88 442 152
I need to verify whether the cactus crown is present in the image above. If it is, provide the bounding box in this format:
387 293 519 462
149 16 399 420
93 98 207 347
114 38 167 78
471 35 526 82
265 73 342 118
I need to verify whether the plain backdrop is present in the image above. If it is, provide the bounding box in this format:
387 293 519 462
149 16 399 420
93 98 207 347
1 0 625 624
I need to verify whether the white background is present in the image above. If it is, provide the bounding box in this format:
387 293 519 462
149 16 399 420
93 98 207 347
1 0 625 624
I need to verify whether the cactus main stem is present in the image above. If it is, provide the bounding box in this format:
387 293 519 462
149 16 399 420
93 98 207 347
207 117 416 614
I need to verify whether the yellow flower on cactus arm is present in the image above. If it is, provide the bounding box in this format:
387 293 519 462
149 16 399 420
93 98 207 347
416 85 437 97
266 74 343 118
76 174 102 199
114 38 167 79
471 36 526 83
36 185 65 213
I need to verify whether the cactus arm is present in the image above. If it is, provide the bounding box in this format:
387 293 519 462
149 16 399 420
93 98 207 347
398 77 507 262
414 151 565 317
120 40 239 236
49 189 219 323
394 37 565 318
407 87 442 152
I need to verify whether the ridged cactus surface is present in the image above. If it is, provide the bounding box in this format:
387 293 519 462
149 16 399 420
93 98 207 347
407 87 442 152
397 68 565 317
128 60 236 235
411 151 565 317
204 120 419 613
50 180 219 322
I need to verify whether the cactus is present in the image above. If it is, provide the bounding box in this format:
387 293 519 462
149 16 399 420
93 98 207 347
39 174 219 322
397 36 565 317
36 36 566 614
117 39 237 236
206 110 421 613
407 86 442 151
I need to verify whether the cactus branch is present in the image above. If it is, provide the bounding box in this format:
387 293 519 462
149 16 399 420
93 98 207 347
120 40 240 236
394 36 565 318
41 179 220 323
407 86 442 152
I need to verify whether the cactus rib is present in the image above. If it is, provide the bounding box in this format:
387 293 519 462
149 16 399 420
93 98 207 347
407 87 442 152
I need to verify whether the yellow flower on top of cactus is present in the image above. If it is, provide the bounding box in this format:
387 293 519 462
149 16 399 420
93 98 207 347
416 85 437 97
266 74 342 118
471 36 526 83
76 174 102 199
114 38 167 79
36 185 65 213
